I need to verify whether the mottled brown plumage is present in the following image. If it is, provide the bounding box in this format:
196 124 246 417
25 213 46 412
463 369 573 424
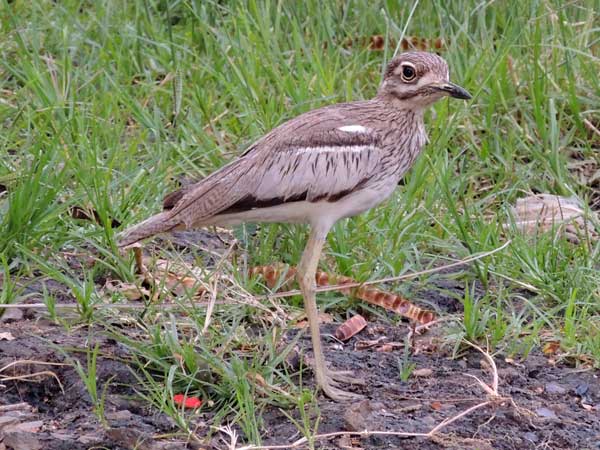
118 52 470 401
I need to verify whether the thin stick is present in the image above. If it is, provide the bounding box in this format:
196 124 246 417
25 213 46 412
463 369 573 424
583 118 600 138
267 240 511 299
232 430 430 450
0 302 205 310
0 359 66 393
0 359 70 372
426 400 491 436
202 240 237 334
1 370 65 393
463 340 499 394
0 403 32 412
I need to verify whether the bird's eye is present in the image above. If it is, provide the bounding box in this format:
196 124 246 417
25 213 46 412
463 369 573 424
400 64 416 82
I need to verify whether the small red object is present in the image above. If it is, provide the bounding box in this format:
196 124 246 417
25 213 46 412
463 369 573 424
173 394 202 409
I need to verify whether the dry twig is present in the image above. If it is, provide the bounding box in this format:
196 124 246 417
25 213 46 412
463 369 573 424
0 359 66 393
267 240 511 299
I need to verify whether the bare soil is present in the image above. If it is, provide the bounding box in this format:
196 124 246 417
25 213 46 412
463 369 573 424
1 310 599 449
1 232 599 449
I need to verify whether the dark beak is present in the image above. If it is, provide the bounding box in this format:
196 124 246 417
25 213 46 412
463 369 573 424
437 82 472 100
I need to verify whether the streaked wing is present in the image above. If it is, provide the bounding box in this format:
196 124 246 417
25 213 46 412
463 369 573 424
238 127 382 210
118 107 384 246
164 109 383 224
166 158 252 227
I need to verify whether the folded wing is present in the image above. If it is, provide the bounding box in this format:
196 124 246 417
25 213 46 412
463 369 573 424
118 122 382 247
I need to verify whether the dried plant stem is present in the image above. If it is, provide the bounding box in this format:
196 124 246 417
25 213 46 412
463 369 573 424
202 239 237 334
0 359 66 393
0 403 32 412
268 240 511 299
583 118 600 138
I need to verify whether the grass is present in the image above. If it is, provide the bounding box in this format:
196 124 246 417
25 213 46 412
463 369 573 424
1 0 599 445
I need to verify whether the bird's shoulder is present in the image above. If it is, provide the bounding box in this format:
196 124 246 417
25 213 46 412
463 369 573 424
243 100 385 158
162 101 386 211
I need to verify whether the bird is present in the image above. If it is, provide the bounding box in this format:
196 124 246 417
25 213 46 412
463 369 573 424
118 51 471 401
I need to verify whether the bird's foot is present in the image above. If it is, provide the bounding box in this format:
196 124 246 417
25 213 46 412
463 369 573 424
326 369 365 386
317 369 364 401
319 375 363 401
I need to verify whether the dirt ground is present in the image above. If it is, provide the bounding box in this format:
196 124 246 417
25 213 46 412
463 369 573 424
1 305 599 450
1 231 599 449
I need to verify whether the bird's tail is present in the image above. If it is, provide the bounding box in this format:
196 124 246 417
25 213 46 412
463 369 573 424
117 211 180 248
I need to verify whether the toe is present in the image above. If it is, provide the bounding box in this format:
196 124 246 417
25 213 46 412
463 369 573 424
322 384 363 401
327 370 366 385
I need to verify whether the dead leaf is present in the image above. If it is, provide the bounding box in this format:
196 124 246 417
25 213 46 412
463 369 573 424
247 372 266 387
142 257 211 298
103 280 150 301
412 368 433 378
543 341 561 355
507 194 598 243
430 401 442 411
335 315 367 341
0 332 15 341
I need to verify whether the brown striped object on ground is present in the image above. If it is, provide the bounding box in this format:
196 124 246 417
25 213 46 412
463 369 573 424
248 264 434 324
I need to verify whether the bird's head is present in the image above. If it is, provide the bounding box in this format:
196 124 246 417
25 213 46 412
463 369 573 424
378 52 471 109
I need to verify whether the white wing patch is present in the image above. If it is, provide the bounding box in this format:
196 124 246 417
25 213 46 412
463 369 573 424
338 125 368 133
296 145 374 155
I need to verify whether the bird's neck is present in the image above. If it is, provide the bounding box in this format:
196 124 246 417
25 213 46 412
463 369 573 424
370 100 428 179
370 98 427 143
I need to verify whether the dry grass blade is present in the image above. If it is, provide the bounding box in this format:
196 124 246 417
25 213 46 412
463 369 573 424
1 370 64 392
202 239 238 334
0 359 66 393
462 340 499 395
0 402 33 413
0 359 70 371
583 118 600 138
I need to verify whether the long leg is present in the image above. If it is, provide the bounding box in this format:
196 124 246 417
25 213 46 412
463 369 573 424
297 224 363 401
